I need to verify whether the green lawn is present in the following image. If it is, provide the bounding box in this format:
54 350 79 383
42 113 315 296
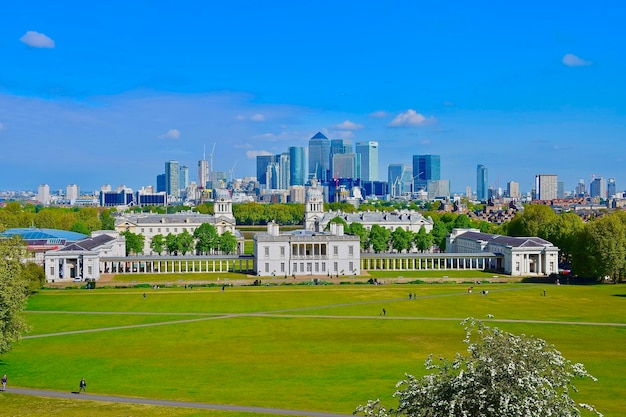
2 283 624 416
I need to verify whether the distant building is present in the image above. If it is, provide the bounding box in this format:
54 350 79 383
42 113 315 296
156 174 166 193
66 184 79 204
476 164 488 201
100 188 134 207
179 165 189 191
446 228 559 276
308 132 330 182
427 179 450 200
590 177 607 200
507 181 519 199
254 221 360 277
388 164 406 197
1 227 88 264
607 178 616 198
356 141 378 181
37 184 50 205
288 146 306 186
165 160 179 198
535 174 558 201
412 154 440 191
256 154 276 188
332 153 360 179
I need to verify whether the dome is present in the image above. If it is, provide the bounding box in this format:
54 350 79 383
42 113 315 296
306 187 323 200
215 188 231 201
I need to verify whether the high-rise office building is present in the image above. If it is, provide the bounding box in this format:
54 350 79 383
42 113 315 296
256 154 277 187
179 165 189 191
557 181 565 199
332 153 359 179
38 184 50 205
156 174 166 193
388 164 406 197
507 181 519 199
608 178 616 197
535 174 558 201
165 160 179 198
576 179 586 197
288 146 305 186
412 154 440 191
476 164 488 201
308 132 330 182
279 152 290 190
590 177 607 200
198 146 209 189
66 184 79 204
356 141 379 181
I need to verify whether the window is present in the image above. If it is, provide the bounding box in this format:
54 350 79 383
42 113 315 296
174 228 178 233
87 266 92 275
50 267 54 276
158 228 161 233
141 228 145 233
149 228 153 233
265 263 269 273
315 263 319 272
515 262 520 272
333 246 338 255
280 246 285 256
334 262 338 272
321 263 326 272
300 262 304 271
349 246 354 256
307 263 312 272
264 247 269 257
280 263 285 273
293 263 297 273
349 262 353 272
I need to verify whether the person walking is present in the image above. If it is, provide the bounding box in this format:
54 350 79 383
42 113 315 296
79 377 87 393
1 374 6 391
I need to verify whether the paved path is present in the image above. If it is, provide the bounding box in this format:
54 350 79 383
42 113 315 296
6 387 353 417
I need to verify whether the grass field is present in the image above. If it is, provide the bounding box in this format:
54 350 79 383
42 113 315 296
1 282 624 416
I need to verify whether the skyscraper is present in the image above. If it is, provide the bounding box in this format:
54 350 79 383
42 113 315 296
198 146 209 189
356 141 379 181
288 146 305 186
332 153 359 179
279 152 290 189
590 177 607 200
412 154 440 191
308 132 330 182
66 184 79 204
476 164 488 201
256 154 276 187
608 178 616 197
165 160 179 198
388 164 406 197
179 165 189 191
507 181 519 199
156 174 166 193
535 174 558 201
38 184 50 205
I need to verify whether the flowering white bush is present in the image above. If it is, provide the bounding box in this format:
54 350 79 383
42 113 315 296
355 318 601 417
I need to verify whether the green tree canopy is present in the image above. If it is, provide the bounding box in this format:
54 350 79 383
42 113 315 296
413 226 433 253
165 233 180 255
390 227 412 253
0 236 30 353
356 318 601 417
194 223 219 254
150 234 165 255
369 224 390 253
218 231 238 254
121 231 145 256
178 230 194 255
508 204 557 237
347 222 370 251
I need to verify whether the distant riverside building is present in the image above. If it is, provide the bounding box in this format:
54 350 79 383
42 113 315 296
1 227 88 264
179 165 189 191
535 174 558 201
156 174 166 193
507 181 520 199
198 147 209 189
388 164 412 197
427 179 450 200
100 187 134 207
446 228 559 276
332 153 360 179
476 164 488 201
37 184 50 205
356 141 378 181
309 132 330 182
557 181 565 199
590 177 607 200
279 152 290 189
66 184 79 204
412 154 440 191
165 160 179 198
256 154 276 187
330 139 352 169
288 146 305 186
608 178 616 197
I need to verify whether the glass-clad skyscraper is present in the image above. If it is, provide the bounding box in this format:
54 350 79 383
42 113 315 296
356 141 379 181
289 146 305 186
308 132 330 182
412 154 440 191
165 160 179 198
476 164 488 201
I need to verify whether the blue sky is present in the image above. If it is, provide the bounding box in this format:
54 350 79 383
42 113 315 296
1 1 625 194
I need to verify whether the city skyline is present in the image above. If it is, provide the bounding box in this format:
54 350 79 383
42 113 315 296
1 2 626 192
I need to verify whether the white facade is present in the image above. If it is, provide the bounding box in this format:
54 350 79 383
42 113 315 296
37 184 50 205
44 231 126 282
446 228 559 276
254 222 360 277
66 184 79 204
535 174 558 201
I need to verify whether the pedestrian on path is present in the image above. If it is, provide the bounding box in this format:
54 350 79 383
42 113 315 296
79 377 87 393
1 374 6 391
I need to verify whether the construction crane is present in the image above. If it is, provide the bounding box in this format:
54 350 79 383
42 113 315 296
209 142 216 181
229 160 238 182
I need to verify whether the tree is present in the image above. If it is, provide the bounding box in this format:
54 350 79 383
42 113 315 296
390 227 412 253
100 209 116 230
572 213 626 281
194 223 219 254
413 226 433 252
150 234 165 255
508 204 557 237
430 221 449 251
542 212 584 263
348 222 370 251
218 231 238 254
356 318 601 417
0 236 30 354
453 213 472 229
369 224 390 253
21 262 46 294
325 216 348 231
178 230 194 255
165 233 180 255
121 231 145 256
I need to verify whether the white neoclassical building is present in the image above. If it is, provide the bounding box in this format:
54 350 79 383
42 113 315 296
114 189 243 254
304 181 433 233
446 228 559 276
44 231 126 282
254 222 360 277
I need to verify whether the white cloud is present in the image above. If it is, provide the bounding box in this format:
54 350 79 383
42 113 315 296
158 128 181 139
388 109 436 127
333 120 363 130
246 150 272 159
20 31 55 48
250 113 265 122
369 110 388 118
329 130 355 139
562 53 591 67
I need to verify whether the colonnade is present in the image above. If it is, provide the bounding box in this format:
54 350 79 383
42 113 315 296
100 257 254 274
361 254 499 271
